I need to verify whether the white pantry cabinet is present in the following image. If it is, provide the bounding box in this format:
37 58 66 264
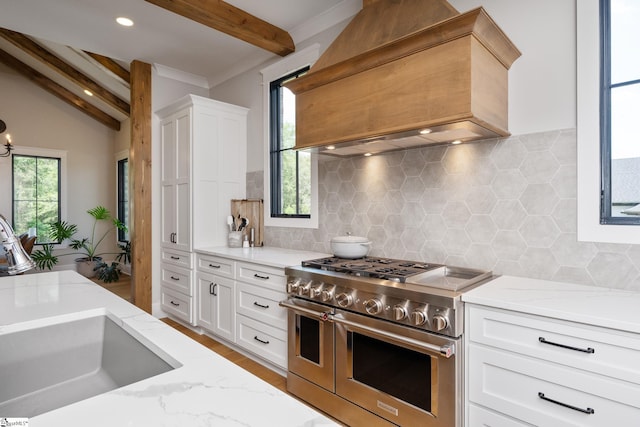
465 304 640 426
157 95 247 325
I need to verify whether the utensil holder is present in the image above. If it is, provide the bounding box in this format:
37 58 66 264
228 231 242 248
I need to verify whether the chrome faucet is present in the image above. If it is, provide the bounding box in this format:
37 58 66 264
0 214 36 275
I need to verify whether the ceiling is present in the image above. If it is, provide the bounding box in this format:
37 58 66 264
0 0 360 129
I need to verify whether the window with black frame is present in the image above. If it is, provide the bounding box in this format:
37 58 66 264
117 157 129 242
269 66 311 219
12 154 61 243
600 0 640 224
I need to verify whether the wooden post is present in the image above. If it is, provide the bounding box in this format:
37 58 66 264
129 60 152 313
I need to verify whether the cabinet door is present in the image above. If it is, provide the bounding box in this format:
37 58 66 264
160 109 192 252
197 273 215 331
213 276 235 343
197 272 235 342
161 110 191 183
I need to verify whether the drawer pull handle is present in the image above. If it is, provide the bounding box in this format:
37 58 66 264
538 392 594 414
209 263 221 269
170 276 180 281
210 283 218 296
538 337 595 354
170 256 180 260
254 336 270 345
170 300 180 307
254 273 270 280
253 301 270 309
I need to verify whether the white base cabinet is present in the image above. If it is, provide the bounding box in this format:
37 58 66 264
465 304 640 426
195 253 289 371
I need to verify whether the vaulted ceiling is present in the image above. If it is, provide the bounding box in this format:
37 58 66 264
0 0 359 130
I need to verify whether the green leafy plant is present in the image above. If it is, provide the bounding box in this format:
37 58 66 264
31 206 128 282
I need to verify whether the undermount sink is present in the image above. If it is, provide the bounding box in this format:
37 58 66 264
0 311 180 417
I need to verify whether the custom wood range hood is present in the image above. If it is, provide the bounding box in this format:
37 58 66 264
285 0 521 156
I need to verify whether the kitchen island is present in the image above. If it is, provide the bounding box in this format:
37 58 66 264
0 270 337 427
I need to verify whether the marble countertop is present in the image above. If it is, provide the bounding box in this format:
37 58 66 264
462 275 640 334
195 246 331 269
0 271 337 427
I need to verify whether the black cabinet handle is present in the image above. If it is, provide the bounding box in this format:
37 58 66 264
254 336 270 345
538 392 594 414
209 263 221 269
170 276 179 281
209 283 217 296
253 301 269 309
170 300 180 306
170 256 180 260
254 273 270 280
539 337 595 354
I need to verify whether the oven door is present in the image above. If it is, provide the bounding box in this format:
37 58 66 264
334 310 461 427
280 298 335 392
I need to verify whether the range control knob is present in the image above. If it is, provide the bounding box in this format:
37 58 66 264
393 305 408 321
363 298 383 315
335 292 353 308
432 315 449 331
410 310 428 326
298 283 311 296
321 289 334 302
310 287 322 298
287 279 301 293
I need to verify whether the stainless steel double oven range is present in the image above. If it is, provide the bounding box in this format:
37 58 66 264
280 256 492 427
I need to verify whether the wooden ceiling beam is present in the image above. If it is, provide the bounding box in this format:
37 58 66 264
0 48 121 131
83 51 131 83
0 28 130 116
144 0 295 56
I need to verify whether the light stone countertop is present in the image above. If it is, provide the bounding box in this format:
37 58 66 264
462 275 640 334
0 271 337 427
195 246 331 269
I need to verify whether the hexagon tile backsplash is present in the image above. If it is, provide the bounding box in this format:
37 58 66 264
247 128 640 291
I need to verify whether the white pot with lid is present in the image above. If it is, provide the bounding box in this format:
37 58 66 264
330 234 371 259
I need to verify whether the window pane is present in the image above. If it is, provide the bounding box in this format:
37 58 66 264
281 87 296 150
280 149 297 214
298 151 311 215
13 155 60 243
610 83 640 216
611 0 640 84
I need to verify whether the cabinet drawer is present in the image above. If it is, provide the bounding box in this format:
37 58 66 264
468 305 640 384
468 344 640 426
236 315 287 369
161 248 192 269
161 264 193 295
197 254 235 278
161 287 193 324
236 262 285 292
236 282 287 330
468 404 532 427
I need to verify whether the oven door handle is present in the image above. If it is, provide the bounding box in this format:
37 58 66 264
279 300 333 321
331 314 455 358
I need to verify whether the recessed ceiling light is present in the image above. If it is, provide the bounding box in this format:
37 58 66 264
326 145 336 150
116 17 134 27
364 152 372 157
419 128 432 135
451 140 462 145
84 89 93 96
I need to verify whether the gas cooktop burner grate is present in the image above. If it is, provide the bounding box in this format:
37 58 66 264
302 256 442 282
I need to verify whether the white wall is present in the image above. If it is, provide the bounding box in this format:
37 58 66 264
0 63 121 269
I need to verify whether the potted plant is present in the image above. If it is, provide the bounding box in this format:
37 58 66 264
31 206 128 282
